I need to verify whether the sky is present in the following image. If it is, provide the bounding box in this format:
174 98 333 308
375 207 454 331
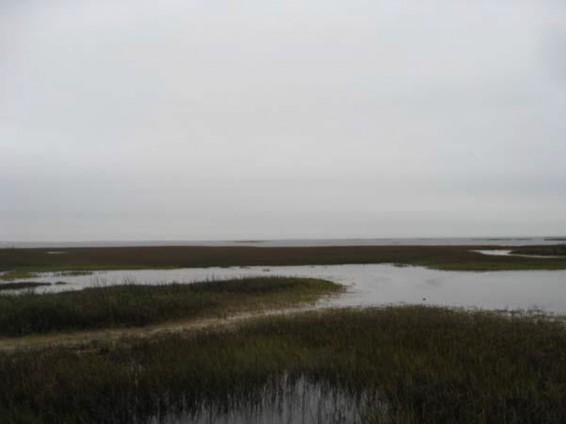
1 0 565 241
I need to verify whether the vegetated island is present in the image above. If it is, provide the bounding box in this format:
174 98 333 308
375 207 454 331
1 244 566 274
0 277 341 338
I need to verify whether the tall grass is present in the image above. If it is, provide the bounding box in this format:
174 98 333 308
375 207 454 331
0 277 340 337
0 282 51 291
1 306 566 423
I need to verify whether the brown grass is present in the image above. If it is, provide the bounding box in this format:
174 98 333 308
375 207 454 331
1 245 566 272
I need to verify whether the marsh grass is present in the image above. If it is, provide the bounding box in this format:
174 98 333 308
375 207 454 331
1 306 566 423
0 277 341 337
56 270 94 276
0 282 51 291
2 245 566 273
511 244 566 256
0 270 40 281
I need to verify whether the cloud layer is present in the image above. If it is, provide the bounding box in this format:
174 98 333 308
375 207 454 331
1 0 565 240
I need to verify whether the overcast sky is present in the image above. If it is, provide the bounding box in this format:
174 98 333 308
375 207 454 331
1 0 565 241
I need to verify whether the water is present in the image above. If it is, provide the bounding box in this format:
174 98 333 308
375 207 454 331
2 236 566 249
5 264 566 313
474 249 566 259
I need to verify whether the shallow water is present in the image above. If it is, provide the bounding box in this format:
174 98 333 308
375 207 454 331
474 249 566 259
6 264 566 313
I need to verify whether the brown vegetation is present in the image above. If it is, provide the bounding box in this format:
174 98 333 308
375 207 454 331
1 245 566 272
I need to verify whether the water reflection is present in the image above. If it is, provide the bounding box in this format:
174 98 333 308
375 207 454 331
149 376 377 424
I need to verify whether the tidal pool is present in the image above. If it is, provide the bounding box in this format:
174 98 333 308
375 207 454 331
6 264 566 313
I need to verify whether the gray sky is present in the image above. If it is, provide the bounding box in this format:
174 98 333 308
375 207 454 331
1 0 565 241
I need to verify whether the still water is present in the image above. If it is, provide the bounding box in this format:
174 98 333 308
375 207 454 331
7 264 566 314
474 249 566 259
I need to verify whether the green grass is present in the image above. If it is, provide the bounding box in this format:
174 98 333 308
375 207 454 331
0 270 40 281
0 277 341 337
1 306 566 423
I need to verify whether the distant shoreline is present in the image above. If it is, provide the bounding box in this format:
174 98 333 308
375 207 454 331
1 236 566 249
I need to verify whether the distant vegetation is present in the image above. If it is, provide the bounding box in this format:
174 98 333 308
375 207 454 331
511 244 566 257
0 277 340 337
2 306 566 423
1 245 566 273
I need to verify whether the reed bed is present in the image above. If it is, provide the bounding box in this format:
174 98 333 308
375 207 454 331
0 277 340 337
0 270 40 281
1 306 566 423
0 282 52 291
